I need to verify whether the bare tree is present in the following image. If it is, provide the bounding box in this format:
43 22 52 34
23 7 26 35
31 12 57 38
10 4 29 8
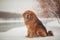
37 0 60 18
36 0 60 23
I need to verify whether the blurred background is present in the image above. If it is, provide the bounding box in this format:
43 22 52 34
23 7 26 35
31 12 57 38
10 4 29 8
0 0 37 32
0 0 60 32
0 0 42 32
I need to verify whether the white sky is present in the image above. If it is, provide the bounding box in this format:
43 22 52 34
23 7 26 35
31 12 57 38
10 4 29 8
0 0 39 14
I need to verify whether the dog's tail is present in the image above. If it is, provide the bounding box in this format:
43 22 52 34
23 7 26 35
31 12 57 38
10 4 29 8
47 31 54 36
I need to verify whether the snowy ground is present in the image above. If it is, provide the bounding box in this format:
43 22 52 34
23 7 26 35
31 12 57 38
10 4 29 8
0 26 60 40
0 18 60 40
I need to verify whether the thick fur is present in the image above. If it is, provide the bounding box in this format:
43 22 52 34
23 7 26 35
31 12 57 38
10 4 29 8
23 10 53 38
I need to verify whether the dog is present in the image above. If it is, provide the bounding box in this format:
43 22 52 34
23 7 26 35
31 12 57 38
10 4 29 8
23 10 53 38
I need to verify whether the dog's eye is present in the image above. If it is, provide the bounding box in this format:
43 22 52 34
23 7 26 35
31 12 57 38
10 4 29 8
26 15 30 19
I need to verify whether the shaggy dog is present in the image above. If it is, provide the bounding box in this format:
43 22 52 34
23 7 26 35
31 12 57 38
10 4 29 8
23 10 53 38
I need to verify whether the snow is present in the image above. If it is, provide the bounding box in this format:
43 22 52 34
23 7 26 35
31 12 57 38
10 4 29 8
0 26 60 40
0 18 60 40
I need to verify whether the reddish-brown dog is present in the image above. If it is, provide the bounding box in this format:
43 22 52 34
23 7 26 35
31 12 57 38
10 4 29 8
23 10 53 38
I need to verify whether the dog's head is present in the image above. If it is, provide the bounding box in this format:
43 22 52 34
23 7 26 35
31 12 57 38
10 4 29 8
23 10 38 23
